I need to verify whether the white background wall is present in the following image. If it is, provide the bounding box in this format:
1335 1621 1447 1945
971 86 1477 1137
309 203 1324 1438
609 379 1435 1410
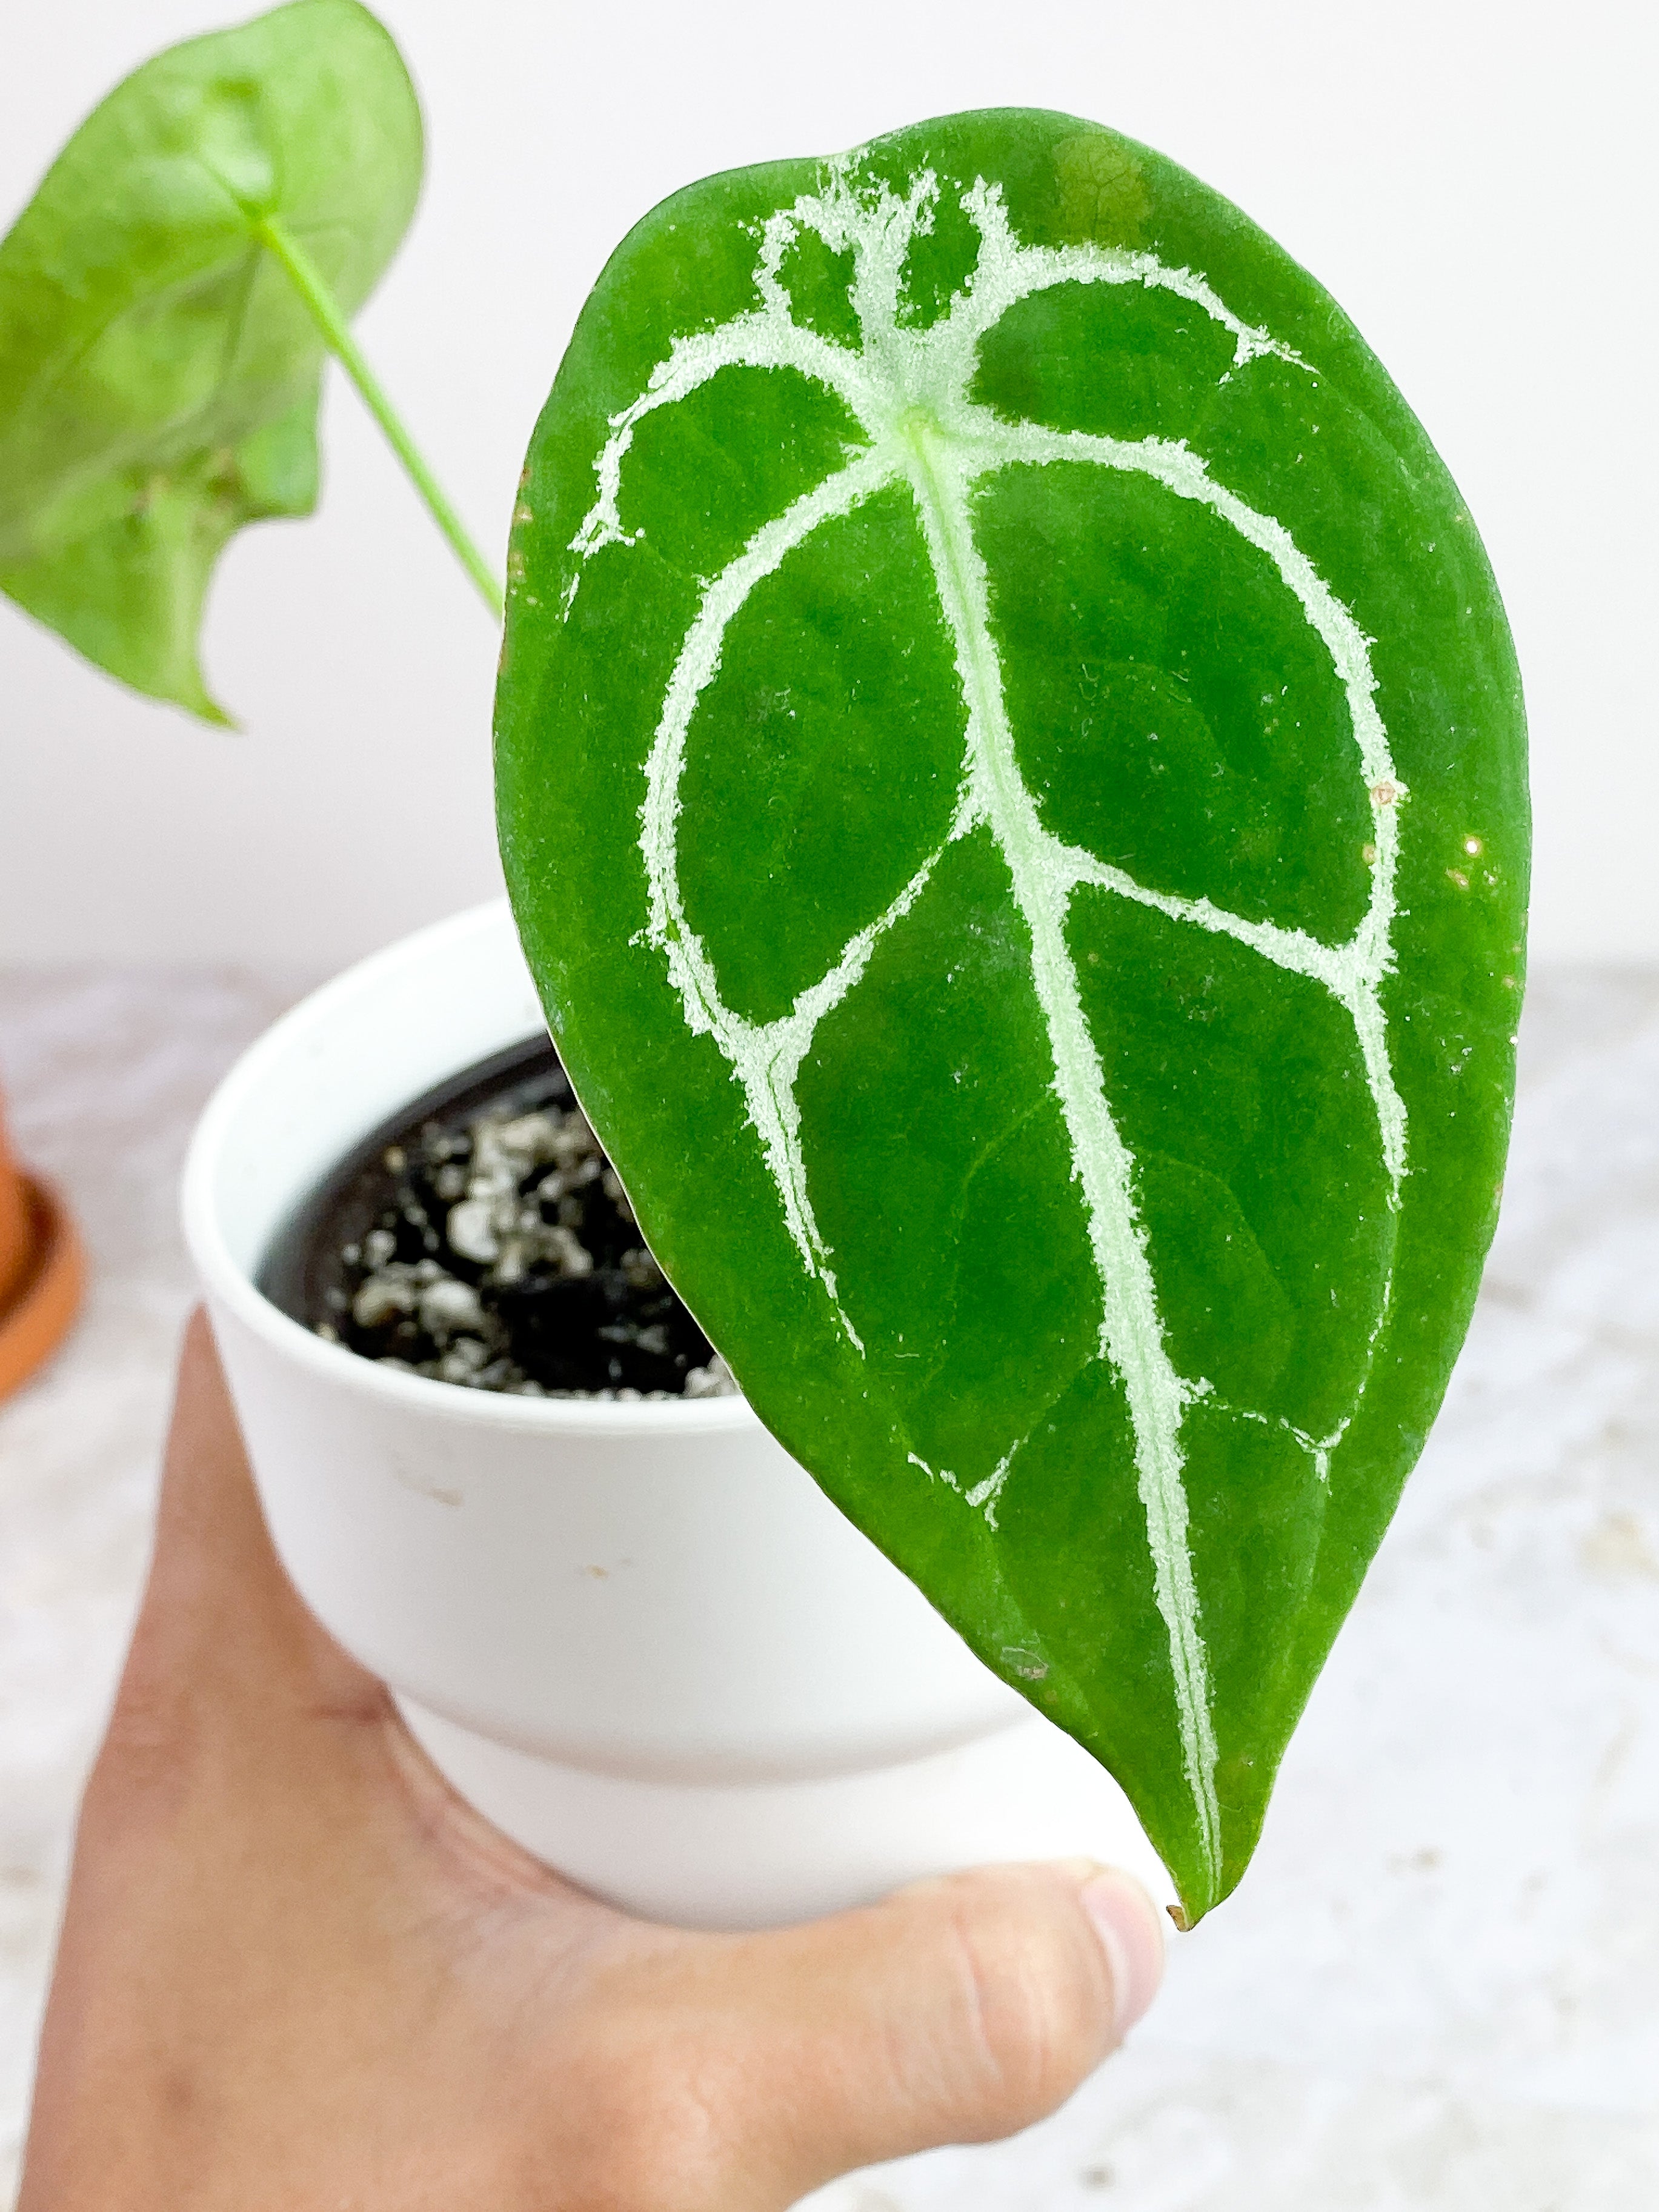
0 0 1652 966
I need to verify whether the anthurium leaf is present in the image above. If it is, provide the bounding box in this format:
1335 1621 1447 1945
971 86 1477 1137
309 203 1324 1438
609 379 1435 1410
495 109 1529 1925
0 0 421 721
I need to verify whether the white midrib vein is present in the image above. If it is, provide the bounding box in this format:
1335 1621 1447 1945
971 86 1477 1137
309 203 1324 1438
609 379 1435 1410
568 159 1411 1894
904 416 1223 1867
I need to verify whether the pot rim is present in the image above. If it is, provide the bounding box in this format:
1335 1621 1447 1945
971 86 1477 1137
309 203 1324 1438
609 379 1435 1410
182 903 765 1441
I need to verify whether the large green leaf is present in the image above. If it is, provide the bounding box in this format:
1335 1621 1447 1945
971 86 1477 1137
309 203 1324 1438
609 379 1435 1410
0 0 421 721
496 110 1529 1924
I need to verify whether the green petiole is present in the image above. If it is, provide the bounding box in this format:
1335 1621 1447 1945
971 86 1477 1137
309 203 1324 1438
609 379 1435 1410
256 216 505 622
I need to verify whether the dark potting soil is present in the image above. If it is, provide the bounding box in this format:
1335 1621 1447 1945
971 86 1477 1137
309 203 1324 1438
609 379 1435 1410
259 1036 737 1401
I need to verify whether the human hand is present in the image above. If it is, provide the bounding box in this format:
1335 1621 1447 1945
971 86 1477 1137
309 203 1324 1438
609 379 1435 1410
20 1312 1164 2211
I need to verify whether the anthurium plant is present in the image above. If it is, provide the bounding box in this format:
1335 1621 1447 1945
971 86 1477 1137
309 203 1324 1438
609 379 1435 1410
0 0 494 723
2 4 1527 1927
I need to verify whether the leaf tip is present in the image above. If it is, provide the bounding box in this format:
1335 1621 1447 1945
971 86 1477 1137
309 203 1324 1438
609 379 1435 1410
171 671 238 729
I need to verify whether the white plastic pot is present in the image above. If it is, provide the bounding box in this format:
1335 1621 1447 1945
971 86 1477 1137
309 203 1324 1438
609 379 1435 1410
182 903 1173 1928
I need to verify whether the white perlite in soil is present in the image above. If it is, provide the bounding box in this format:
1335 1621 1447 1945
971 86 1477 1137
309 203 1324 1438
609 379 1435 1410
310 1088 739 1401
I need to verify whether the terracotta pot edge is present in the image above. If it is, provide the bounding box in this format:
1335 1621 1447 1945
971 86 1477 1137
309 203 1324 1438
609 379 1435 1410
0 1175 85 1401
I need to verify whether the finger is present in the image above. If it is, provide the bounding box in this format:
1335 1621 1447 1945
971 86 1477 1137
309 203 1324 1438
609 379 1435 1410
650 1859 1165 2205
97 1311 607 1915
112 1306 387 1738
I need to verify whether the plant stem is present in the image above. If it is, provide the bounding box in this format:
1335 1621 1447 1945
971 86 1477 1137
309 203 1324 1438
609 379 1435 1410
256 216 505 622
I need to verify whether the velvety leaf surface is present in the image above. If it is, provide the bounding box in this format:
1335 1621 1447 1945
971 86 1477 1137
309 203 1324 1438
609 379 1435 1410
495 110 1529 1923
0 0 420 719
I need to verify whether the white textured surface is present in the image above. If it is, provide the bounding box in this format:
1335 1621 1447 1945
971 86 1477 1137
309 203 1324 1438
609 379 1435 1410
2 966 1658 2205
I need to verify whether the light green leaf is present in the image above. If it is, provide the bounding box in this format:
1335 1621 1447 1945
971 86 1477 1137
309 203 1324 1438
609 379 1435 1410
0 0 421 720
496 110 1529 1924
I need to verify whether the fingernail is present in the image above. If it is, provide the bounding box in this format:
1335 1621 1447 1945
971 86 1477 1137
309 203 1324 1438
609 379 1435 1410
1079 1868 1165 2039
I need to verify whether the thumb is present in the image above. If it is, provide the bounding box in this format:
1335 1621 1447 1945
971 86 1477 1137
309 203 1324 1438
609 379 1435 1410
708 1859 1165 2203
